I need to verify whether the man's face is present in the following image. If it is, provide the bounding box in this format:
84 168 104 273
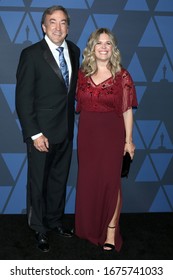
42 10 69 46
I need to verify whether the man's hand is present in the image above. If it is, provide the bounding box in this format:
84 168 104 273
33 135 49 152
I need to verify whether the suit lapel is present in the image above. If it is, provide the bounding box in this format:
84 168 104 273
40 39 78 91
67 41 76 90
40 39 64 84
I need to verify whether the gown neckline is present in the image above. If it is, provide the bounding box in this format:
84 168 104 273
89 76 113 87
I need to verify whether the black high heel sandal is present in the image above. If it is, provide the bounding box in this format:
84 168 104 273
102 225 116 252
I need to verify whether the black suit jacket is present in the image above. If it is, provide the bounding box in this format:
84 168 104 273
16 39 80 144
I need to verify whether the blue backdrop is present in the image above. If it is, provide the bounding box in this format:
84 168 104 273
0 0 173 214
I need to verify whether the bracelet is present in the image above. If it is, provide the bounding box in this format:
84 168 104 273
125 141 133 144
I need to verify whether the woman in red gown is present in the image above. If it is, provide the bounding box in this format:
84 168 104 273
75 28 138 252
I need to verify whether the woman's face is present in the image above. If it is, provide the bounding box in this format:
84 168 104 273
94 33 113 62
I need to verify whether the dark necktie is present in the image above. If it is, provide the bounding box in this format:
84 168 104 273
57 47 69 88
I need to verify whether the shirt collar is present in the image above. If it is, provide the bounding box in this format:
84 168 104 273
45 35 67 51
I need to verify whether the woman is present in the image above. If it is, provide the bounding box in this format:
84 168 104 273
75 28 138 252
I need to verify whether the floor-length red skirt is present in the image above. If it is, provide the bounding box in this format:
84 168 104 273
75 110 125 252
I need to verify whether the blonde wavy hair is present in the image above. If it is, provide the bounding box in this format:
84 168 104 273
81 28 121 77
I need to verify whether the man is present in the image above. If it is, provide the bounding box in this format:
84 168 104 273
15 6 80 252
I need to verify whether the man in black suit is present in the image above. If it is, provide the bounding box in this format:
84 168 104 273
15 5 80 252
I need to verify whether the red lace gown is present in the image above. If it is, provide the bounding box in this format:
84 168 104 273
75 68 138 251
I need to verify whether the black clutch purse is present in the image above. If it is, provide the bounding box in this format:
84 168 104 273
121 152 132 178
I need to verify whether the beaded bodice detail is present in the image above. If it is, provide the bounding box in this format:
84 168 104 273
76 68 138 115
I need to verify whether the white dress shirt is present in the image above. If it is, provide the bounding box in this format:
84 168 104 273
45 35 72 82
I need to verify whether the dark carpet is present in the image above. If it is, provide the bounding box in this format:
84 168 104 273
0 213 172 260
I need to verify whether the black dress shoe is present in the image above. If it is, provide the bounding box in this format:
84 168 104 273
53 226 73 238
35 232 50 252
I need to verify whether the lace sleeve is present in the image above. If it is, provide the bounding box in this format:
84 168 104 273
121 69 138 113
